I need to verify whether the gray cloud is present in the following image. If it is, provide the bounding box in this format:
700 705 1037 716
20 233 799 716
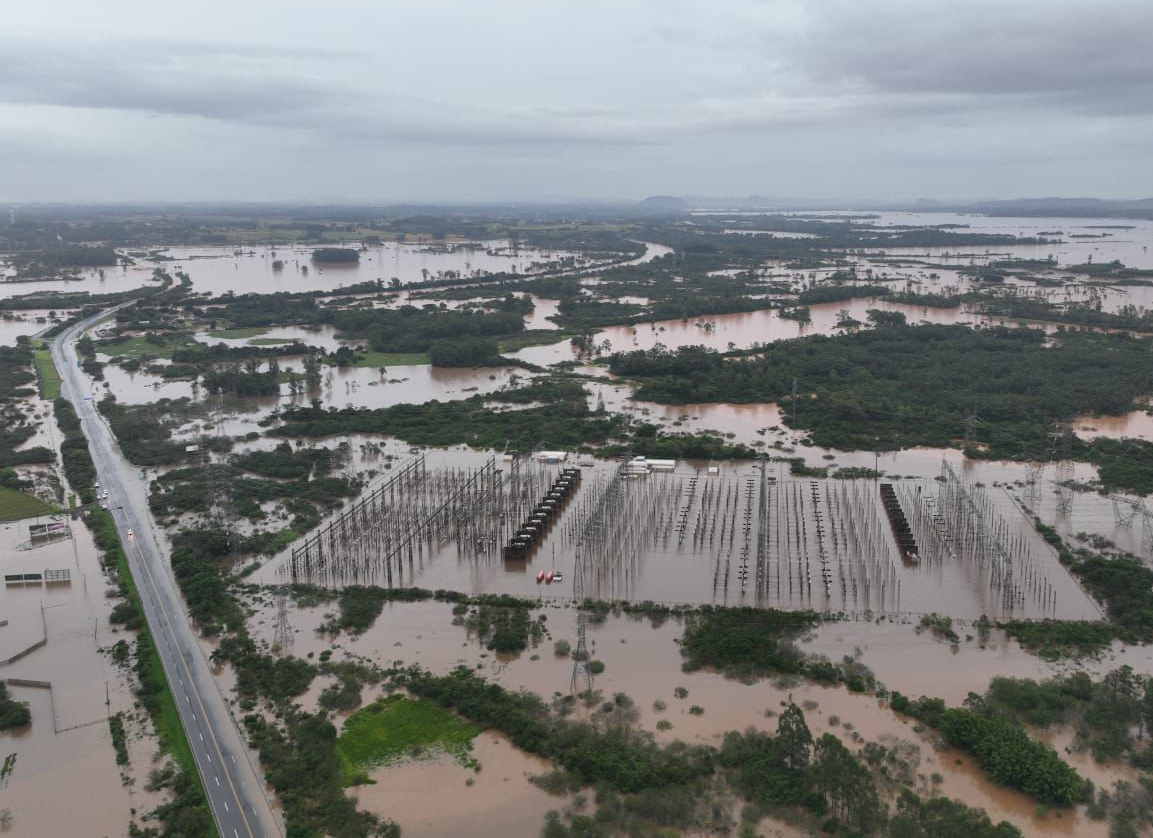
0 0 1149 202
0 37 344 120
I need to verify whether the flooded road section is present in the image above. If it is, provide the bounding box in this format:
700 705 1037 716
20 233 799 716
246 598 1124 838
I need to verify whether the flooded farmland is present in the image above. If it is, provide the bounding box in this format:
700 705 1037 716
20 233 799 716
9 210 1153 838
242 594 1128 838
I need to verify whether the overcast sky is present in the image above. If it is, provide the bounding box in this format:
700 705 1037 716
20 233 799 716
2 0 1150 204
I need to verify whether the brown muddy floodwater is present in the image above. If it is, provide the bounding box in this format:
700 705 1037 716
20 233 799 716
0 240 609 301
95 352 533 408
247 598 1124 838
353 731 561 838
1074 409 1153 442
510 297 1003 367
259 447 1099 623
0 311 72 347
0 515 163 836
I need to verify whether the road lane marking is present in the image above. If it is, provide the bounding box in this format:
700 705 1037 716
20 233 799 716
223 801 229 812
61 314 264 838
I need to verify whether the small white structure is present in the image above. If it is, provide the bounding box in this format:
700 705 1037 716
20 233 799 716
535 450 568 463
625 456 651 475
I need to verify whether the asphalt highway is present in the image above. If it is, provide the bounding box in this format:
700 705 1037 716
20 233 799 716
52 306 281 838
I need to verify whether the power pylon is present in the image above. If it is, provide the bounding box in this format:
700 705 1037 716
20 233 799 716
273 585 293 654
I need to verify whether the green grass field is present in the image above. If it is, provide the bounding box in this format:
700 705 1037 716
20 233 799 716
32 347 61 399
335 695 478 785
346 350 430 368
0 487 57 522
94 334 199 359
207 327 270 339
498 329 572 352
246 337 297 346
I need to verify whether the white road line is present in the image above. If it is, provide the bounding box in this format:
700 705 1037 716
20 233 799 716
224 801 229 813
199 732 204 741
215 775 221 786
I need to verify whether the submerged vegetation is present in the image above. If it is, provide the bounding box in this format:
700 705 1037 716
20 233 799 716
268 376 755 460
16 206 1153 838
889 692 1090 806
610 326 1153 485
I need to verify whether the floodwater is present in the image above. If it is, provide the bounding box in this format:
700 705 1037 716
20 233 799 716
0 240 609 301
853 212 1153 271
713 211 1153 272
0 515 165 835
259 448 1098 622
191 324 348 352
248 597 1123 838
352 731 562 838
94 350 534 409
509 297 1003 366
0 311 71 347
0 267 160 302
1074 409 1153 442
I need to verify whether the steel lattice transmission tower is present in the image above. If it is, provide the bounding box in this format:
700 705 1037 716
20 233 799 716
273 585 293 654
1050 419 1074 514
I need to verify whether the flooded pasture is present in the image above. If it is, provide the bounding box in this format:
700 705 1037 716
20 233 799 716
246 597 1125 838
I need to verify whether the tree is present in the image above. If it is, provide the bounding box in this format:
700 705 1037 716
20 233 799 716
776 702 812 771
867 308 908 328
813 733 884 832
834 309 862 331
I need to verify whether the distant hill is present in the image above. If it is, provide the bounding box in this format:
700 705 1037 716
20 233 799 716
636 195 689 213
962 197 1153 218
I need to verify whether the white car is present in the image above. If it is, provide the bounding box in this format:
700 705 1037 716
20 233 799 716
127 528 134 539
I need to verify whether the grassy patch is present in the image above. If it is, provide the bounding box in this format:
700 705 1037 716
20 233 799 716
497 329 572 352
346 350 429 368
33 347 61 399
0 486 57 522
206 327 270 339
336 694 478 785
247 337 296 346
94 333 199 360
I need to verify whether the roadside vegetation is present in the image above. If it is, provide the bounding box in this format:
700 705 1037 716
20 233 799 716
52 395 212 836
21 207 1153 838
